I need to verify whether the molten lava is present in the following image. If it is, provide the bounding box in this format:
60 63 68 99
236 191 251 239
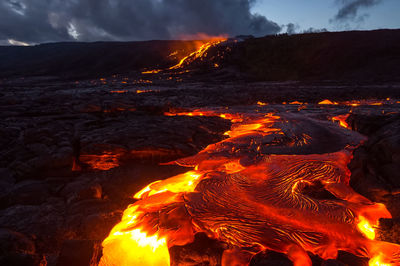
358 216 376 240
257 101 268 106
100 107 400 266
168 38 226 70
332 113 351 129
142 69 162 74
142 36 227 75
318 99 338 105
79 153 121 171
100 205 170 266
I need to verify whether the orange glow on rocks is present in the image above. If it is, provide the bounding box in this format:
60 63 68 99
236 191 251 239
142 69 162 74
80 153 120 171
164 109 243 123
136 89 154 94
319 99 338 105
110 90 127 94
332 113 351 129
222 115 281 138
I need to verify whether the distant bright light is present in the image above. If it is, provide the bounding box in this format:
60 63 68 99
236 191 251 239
7 39 30 46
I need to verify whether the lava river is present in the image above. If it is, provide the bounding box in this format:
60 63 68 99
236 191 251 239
100 107 400 266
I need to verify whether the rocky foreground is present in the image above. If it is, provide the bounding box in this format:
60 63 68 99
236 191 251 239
0 76 399 266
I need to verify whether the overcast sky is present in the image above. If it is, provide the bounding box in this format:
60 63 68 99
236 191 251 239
0 0 398 45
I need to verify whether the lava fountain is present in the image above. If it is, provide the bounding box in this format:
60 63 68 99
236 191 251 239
100 108 400 266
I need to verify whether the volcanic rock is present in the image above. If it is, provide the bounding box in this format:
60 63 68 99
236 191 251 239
349 116 400 211
0 67 399 266
250 250 293 266
56 240 101 266
2 180 50 207
169 233 225 266
0 228 42 266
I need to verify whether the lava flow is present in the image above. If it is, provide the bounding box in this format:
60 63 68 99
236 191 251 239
332 113 351 129
142 36 227 74
100 108 400 266
168 38 226 70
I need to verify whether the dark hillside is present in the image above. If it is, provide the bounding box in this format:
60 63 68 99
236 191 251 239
219 29 400 81
1 29 399 81
0 40 202 79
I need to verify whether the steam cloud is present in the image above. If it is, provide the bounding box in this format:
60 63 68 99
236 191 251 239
0 0 281 44
332 0 382 22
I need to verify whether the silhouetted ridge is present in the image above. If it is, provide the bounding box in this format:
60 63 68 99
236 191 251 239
0 29 399 81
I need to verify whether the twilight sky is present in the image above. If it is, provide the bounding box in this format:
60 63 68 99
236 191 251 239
0 0 399 45
252 0 400 33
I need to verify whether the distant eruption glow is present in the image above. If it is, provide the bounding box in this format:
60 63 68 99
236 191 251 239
142 34 227 74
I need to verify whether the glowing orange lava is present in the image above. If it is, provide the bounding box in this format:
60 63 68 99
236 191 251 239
319 99 338 105
79 153 120 171
141 35 227 75
332 113 351 129
100 206 170 266
369 253 391 266
101 107 399 266
142 69 162 74
136 89 155 94
358 216 376 240
168 38 227 70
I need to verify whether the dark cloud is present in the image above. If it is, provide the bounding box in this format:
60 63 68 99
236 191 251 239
332 0 382 22
0 0 281 44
